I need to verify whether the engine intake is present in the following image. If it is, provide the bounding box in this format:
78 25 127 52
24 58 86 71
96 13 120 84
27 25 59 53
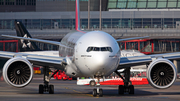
3 57 33 88
147 58 177 89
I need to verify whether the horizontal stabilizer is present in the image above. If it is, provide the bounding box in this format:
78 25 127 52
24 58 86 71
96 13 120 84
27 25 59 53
116 36 149 42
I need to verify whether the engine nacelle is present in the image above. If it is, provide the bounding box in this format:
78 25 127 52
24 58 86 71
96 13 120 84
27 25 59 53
64 56 82 77
147 58 177 89
3 57 33 88
64 65 78 76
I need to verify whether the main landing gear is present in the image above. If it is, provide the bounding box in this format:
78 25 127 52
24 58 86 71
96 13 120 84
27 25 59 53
115 67 134 95
39 67 58 94
90 76 103 97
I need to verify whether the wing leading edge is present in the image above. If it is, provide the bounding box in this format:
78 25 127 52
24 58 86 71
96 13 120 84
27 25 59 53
118 52 180 69
0 51 65 69
116 36 149 42
1 35 69 48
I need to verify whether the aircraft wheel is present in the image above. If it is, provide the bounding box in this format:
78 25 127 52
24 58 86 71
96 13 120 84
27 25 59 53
129 85 134 94
49 85 54 94
99 89 103 97
39 84 44 94
93 89 97 97
118 85 124 95
90 80 96 87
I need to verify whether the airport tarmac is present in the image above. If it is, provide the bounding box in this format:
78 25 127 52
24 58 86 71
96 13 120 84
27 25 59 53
0 75 180 101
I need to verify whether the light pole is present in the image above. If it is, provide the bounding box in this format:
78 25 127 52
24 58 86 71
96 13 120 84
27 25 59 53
99 0 101 30
88 0 90 30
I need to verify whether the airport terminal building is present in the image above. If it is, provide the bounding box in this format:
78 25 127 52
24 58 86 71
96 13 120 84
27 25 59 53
1 0 180 72
1 0 180 54
0 0 180 30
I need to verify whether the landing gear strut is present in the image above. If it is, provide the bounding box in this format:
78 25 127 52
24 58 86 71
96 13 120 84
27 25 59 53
39 67 56 94
115 67 134 95
91 76 103 97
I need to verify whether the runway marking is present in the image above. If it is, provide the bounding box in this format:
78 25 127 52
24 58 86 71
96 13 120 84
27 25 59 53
64 87 99 98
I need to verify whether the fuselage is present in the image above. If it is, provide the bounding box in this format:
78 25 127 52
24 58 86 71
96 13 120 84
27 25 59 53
59 30 121 77
21 31 146 77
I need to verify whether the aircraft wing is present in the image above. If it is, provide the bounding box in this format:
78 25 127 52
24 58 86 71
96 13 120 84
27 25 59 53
118 52 180 69
1 35 68 48
116 36 149 42
0 51 65 69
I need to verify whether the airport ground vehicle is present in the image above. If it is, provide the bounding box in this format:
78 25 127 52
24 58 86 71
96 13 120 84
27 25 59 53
53 70 72 80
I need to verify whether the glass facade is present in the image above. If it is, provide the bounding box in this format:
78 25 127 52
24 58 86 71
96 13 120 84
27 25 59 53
108 0 179 9
0 0 36 5
6 0 14 5
0 0 4 5
0 18 180 29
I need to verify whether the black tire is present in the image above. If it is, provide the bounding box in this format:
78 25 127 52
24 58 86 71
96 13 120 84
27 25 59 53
49 85 54 94
89 80 96 87
99 89 103 97
129 85 134 94
118 85 124 95
39 84 44 94
93 89 97 97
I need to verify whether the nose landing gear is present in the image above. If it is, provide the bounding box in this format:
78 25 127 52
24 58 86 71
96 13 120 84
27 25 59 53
92 84 103 97
90 76 104 97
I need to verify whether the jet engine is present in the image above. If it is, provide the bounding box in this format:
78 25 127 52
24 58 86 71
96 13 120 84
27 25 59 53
147 58 177 89
3 57 33 88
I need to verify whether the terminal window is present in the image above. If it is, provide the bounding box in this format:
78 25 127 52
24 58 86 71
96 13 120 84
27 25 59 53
117 1 127 8
16 0 25 5
137 2 146 8
167 2 176 8
127 1 137 8
157 1 167 8
178 2 180 7
5 0 14 5
0 0 4 5
147 0 157 8
27 0 36 5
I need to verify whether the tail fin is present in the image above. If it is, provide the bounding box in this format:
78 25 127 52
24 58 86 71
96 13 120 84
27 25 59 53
14 20 41 52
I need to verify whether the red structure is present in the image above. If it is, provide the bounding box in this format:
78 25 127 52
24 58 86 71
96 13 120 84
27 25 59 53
0 40 18 52
53 70 72 80
119 39 154 54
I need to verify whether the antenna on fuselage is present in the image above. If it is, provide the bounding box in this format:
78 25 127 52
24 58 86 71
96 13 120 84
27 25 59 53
75 0 80 31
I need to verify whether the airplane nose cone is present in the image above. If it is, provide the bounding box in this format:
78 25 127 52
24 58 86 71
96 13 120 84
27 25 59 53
88 53 111 74
95 55 108 67
81 53 120 77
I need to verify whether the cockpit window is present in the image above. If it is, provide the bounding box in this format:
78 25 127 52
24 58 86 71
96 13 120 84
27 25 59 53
107 47 113 52
101 47 107 51
94 47 100 51
87 47 93 52
86 47 113 52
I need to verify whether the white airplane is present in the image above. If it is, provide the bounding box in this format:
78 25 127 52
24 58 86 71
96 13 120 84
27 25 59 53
15 19 147 71
0 0 178 97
